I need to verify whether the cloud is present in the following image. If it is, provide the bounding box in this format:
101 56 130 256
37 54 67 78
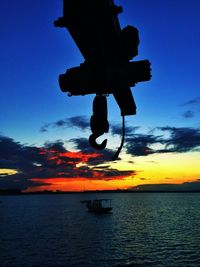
0 172 10 176
111 124 139 136
41 116 200 157
70 137 118 165
40 123 50 132
182 110 195 118
181 97 200 106
70 137 91 152
44 140 67 152
40 116 141 137
160 126 200 153
125 126 200 156
125 133 162 156
67 116 90 130
2 121 200 191
40 116 89 132
0 135 135 190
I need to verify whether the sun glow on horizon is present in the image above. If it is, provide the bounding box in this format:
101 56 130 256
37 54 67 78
22 151 200 192
24 176 135 192
1 135 200 193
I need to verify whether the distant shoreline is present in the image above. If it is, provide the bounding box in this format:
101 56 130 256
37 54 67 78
1 189 200 195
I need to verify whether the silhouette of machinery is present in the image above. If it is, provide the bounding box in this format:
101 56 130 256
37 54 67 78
54 0 151 159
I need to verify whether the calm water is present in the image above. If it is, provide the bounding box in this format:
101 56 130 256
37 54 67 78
1 193 200 267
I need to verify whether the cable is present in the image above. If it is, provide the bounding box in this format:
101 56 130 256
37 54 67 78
112 115 125 161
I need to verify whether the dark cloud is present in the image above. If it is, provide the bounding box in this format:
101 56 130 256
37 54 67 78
40 123 50 132
111 124 139 136
0 136 22 158
125 126 200 156
0 136 43 171
2 124 200 190
160 126 200 153
47 122 200 157
40 116 141 138
70 137 117 165
67 116 89 130
182 110 195 118
40 116 89 132
0 172 10 176
40 116 200 157
125 133 162 156
0 135 135 190
44 140 66 152
92 165 110 169
181 97 200 106
96 169 135 180
0 173 48 191
70 137 90 152
180 97 200 119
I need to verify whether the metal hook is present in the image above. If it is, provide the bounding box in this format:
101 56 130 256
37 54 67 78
89 133 107 150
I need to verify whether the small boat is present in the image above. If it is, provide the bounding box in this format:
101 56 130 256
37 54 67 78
81 199 112 213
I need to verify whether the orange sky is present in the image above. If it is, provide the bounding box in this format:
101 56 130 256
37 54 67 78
21 151 200 192
1 136 200 192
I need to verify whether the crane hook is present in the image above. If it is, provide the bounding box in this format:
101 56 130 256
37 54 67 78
89 95 109 150
89 133 107 150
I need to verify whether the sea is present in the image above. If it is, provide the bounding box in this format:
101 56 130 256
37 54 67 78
0 193 200 267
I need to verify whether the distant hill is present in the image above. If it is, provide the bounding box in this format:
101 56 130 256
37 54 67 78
131 181 200 192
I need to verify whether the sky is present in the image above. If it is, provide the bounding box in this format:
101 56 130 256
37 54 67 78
0 0 200 192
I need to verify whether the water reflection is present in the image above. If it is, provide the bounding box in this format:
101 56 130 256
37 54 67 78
1 193 200 266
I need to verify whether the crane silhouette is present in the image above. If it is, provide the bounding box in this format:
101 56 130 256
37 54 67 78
54 0 151 160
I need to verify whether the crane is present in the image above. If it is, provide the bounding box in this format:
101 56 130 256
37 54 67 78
54 0 151 159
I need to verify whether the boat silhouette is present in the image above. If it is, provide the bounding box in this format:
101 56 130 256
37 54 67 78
81 199 112 213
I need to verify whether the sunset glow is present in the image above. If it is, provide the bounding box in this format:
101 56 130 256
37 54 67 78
1 0 200 193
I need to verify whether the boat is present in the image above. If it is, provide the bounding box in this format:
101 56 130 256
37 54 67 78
81 199 112 213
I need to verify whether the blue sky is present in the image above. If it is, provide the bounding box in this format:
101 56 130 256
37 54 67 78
1 0 199 144
1 0 200 191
